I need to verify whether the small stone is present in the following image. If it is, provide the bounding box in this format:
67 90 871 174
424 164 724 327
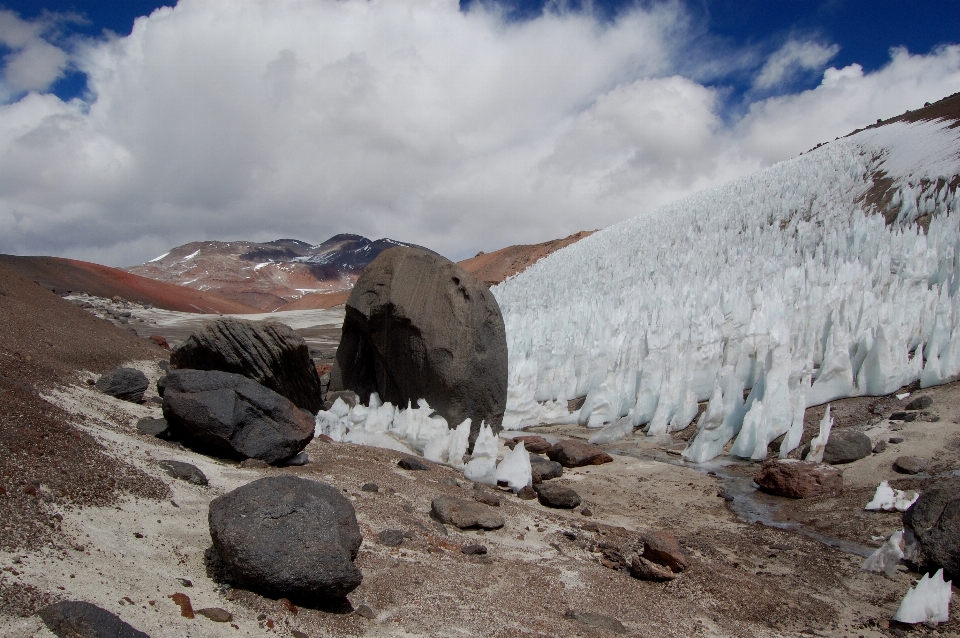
580 507 593 517
168 592 195 618
534 484 582 509
641 531 689 573
361 483 380 492
431 496 505 530
378 529 405 547
530 455 563 484
461 544 488 555
239 458 270 469
504 435 552 453
355 604 376 619
893 455 929 475
158 460 208 486
889 412 916 422
176 578 193 587
516 486 537 500
904 396 933 411
889 436 905 444
564 609 627 634
872 439 888 454
398 456 430 471
149 334 170 349
196 607 232 622
630 555 676 581
472 486 502 507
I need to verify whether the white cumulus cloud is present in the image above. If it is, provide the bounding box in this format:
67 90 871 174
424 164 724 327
753 39 840 91
0 0 958 267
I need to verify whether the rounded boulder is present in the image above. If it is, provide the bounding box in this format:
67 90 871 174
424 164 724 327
208 476 363 601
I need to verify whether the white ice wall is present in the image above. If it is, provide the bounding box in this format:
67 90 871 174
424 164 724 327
493 119 960 462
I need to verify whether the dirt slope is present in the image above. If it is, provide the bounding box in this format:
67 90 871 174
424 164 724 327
458 230 596 287
0 255 258 314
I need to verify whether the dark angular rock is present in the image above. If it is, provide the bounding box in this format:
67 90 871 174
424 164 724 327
530 455 563 484
461 544 487 555
504 435 552 453
378 529 405 547
545 440 613 468
534 483 581 509
904 395 933 411
95 368 149 403
161 369 314 464
38 600 149 638
208 476 363 600
894 455 929 475
753 459 843 499
158 459 209 486
329 247 507 447
889 411 916 422
641 531 689 573
431 496 504 529
872 439 888 454
397 456 430 471
903 479 960 578
136 417 169 438
361 482 379 492
822 430 873 464
889 436 905 444
171 318 322 414
564 610 627 634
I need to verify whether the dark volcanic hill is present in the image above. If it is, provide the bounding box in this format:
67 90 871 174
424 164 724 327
126 234 429 311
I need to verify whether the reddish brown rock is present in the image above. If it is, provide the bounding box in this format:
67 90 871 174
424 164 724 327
545 440 613 468
149 334 170 349
641 531 689 573
630 555 676 581
753 459 843 499
504 435 551 453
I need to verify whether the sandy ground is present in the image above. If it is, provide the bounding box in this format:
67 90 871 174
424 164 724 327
3 356 960 636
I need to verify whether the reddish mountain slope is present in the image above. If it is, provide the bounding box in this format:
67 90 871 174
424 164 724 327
458 230 596 287
0 255 258 314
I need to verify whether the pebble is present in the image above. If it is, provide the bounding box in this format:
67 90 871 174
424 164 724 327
355 604 376 619
893 455 929 475
461 544 488 555
397 456 430 471
361 483 379 492
872 439 888 454
378 529 405 547
889 437 905 444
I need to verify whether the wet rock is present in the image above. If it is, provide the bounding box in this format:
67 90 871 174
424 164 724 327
196 607 232 622
753 459 843 499
564 609 627 634
208 476 363 600
530 455 563 484
329 247 508 446
534 483 581 509
903 479 960 578
641 531 689 573
378 529 405 547
504 435 552 453
904 395 933 411
431 496 504 530
95 368 149 403
161 369 314 464
545 440 613 468
872 439 888 454
461 544 487 555
171 318 322 414
39 600 149 638
158 460 208 486
893 456 929 475
136 417 169 438
631 555 677 581
823 430 872 464
397 456 430 471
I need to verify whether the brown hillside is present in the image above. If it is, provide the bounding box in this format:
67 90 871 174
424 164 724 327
0 255 258 314
458 230 596 287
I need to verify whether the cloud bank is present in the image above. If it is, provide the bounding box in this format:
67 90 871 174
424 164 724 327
0 0 959 267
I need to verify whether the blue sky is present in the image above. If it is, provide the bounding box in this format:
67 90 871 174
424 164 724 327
0 0 958 265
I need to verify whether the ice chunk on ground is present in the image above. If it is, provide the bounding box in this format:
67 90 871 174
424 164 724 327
862 530 904 577
804 405 833 463
464 422 498 485
865 481 919 512
588 416 634 445
494 441 532 492
893 568 952 624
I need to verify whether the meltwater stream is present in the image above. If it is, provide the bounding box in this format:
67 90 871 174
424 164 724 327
610 448 876 558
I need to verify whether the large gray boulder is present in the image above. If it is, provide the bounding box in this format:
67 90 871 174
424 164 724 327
903 479 960 578
171 318 322 414
161 369 314 464
329 247 507 446
822 430 873 464
95 367 148 403
208 476 363 601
